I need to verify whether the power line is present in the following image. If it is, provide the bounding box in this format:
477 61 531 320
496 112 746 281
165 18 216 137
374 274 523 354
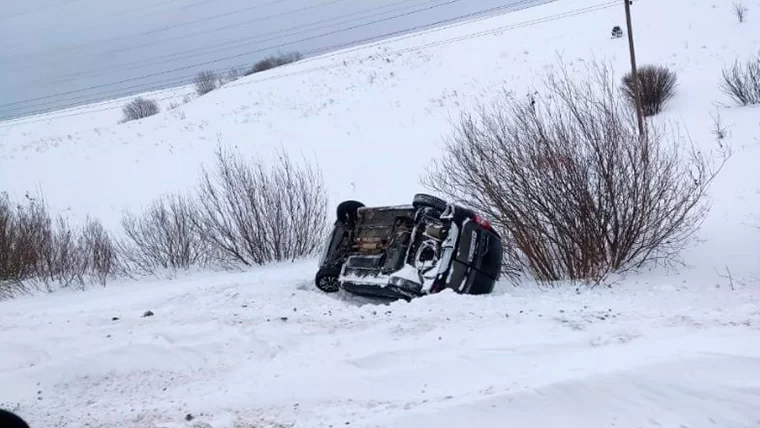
5 0 617 125
8 0 256 46
1 0 559 118
241 0 617 84
281 0 553 64
10 0 443 85
10 0 186 44
2 0 555 118
0 0 88 22
4 0 340 63
0 0 616 126
0 0 468 110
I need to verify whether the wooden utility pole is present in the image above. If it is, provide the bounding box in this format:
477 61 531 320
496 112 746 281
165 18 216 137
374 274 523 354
624 0 645 136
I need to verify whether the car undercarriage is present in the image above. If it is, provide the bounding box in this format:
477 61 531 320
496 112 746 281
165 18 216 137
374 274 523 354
315 194 503 300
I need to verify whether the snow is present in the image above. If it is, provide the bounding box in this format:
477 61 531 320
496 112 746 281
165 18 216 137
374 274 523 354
2 264 759 428
2 0 760 426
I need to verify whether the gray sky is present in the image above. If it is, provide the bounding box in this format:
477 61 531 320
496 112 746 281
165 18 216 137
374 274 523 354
0 0 541 121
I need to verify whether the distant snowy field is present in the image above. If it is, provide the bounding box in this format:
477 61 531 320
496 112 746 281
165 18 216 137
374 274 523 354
2 0 760 426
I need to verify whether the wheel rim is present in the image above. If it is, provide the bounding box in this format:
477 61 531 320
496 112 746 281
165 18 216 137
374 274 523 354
318 275 340 292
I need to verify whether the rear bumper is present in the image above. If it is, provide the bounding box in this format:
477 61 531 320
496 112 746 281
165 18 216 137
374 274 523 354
339 258 429 300
341 281 424 301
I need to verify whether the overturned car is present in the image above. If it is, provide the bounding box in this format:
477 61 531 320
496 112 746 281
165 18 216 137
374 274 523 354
314 194 503 300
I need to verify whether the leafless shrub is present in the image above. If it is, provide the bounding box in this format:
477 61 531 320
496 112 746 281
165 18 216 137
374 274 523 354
228 67 241 81
0 192 38 296
214 67 243 87
710 109 728 140
721 53 760 105
621 65 678 116
35 216 81 288
116 193 212 275
42 214 116 289
0 192 117 298
0 193 82 290
80 216 117 285
734 2 748 22
121 97 160 123
192 146 328 266
423 61 729 283
246 51 303 76
0 280 18 300
194 70 219 96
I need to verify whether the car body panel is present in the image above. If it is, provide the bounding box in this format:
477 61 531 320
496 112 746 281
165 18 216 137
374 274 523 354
315 195 502 300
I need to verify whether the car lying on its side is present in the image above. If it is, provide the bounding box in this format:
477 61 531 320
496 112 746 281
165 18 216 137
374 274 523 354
314 193 503 300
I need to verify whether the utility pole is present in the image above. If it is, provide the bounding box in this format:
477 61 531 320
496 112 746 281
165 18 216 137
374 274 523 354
624 0 645 136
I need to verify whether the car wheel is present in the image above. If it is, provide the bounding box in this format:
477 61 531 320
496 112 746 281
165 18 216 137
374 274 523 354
412 193 447 212
0 410 30 428
336 200 365 224
315 267 341 293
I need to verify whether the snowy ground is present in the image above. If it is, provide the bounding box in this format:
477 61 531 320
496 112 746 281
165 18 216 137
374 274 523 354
2 262 759 428
2 0 760 426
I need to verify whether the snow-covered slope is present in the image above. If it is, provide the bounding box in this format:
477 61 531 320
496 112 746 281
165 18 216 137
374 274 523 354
2 0 760 426
2 0 756 232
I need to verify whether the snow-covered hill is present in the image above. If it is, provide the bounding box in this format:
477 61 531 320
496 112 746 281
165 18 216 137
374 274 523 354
3 0 756 233
2 0 760 426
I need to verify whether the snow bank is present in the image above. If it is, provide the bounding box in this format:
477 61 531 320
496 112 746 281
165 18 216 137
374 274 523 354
1 261 759 428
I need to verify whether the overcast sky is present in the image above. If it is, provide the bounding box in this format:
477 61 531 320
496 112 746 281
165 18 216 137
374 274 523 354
0 0 542 121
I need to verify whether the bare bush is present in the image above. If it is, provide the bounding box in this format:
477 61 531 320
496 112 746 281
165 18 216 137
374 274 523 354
0 192 37 296
117 193 212 275
734 2 748 22
0 193 83 290
711 109 728 140
621 65 677 116
34 215 87 288
228 67 241 82
192 147 328 266
0 192 117 298
80 216 117 285
194 70 219 96
214 67 242 87
721 53 760 105
246 51 303 76
423 62 729 283
121 97 160 122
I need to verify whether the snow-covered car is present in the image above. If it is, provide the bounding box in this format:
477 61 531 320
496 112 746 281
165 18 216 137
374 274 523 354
314 194 503 300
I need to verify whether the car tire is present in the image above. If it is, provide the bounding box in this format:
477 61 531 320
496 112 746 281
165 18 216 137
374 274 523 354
315 267 342 293
0 410 30 428
412 193 447 212
336 200 365 224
